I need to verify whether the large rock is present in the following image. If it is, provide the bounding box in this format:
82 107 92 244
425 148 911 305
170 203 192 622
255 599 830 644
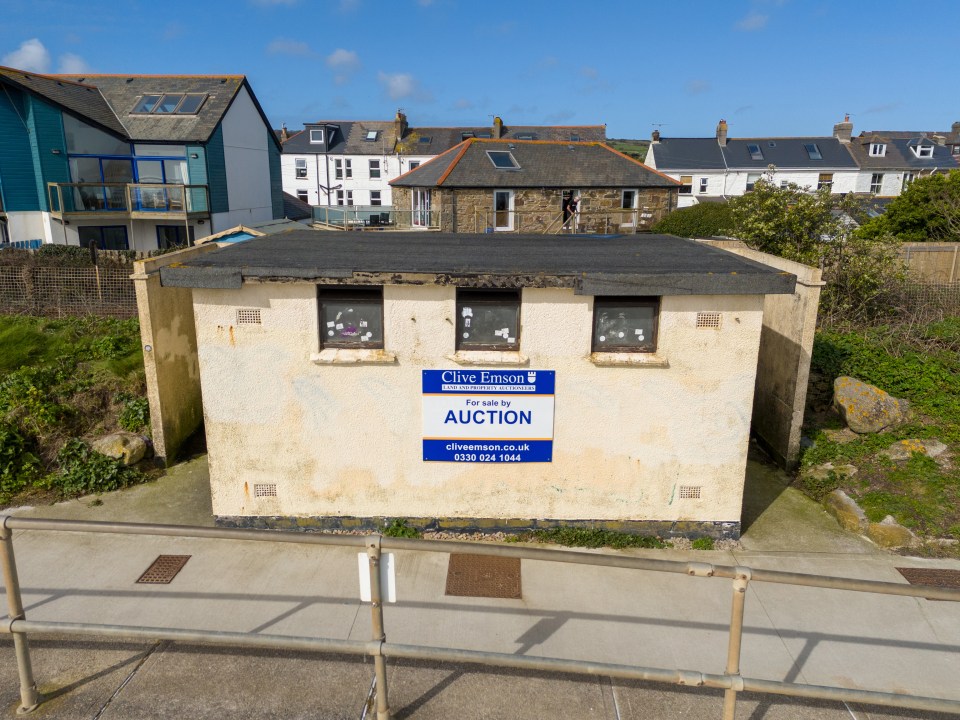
91 432 147 466
882 439 948 461
823 489 869 534
867 516 918 549
833 377 910 434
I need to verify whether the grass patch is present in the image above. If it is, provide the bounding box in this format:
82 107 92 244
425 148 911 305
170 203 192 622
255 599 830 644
383 518 422 538
521 527 666 549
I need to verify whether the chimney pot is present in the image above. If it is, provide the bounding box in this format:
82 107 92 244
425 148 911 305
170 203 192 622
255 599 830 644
651 129 660 143
833 115 853 144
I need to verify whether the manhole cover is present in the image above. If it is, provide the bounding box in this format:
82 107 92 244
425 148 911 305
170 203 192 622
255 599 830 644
137 555 191 584
897 567 960 600
445 554 521 599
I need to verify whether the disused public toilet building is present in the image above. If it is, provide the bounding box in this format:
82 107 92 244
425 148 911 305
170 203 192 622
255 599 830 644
161 231 796 538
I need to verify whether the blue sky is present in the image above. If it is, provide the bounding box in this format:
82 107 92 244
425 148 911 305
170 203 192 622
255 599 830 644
2 0 959 140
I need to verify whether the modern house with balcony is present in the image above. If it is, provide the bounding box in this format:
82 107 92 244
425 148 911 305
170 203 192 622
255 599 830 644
0 66 283 252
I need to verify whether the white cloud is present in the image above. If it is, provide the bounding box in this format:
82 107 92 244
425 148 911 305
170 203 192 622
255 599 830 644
58 53 91 74
266 38 313 57
736 12 769 30
326 48 359 84
377 71 431 102
2 38 52 73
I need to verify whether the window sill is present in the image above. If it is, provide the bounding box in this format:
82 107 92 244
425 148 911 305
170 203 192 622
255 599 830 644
311 348 397 365
589 352 669 368
446 350 528 366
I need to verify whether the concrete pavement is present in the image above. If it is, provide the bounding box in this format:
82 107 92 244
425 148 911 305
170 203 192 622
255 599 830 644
2 454 960 719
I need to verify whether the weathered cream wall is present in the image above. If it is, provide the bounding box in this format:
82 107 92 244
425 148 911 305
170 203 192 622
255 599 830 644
700 240 822 469
133 244 219 465
900 243 960 283
192 283 764 531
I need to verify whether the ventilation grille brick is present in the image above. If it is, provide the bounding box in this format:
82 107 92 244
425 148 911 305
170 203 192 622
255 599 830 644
679 485 702 499
696 312 722 329
237 308 262 325
254 483 277 498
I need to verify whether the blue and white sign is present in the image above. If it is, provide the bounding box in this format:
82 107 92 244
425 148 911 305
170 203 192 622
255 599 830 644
422 369 555 462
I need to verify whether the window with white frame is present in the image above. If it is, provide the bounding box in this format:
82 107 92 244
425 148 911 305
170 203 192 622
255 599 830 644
817 173 834 191
952 145 960 156
780 180 789 189
914 145 933 158
592 297 659 353
409 161 421 171
493 190 515 230
370 190 382 206
746 144 763 161
334 159 343 180
486 151 520 169
698 177 708 194
336 190 354 205
621 190 637 209
369 159 381 179
365 130 378 141
318 288 383 349
295 158 307 178
679 175 692 194
296 189 309 202
309 129 324 144
902 172 915 190
746 173 761 192
870 173 883 194
869 143 886 157
456 289 520 351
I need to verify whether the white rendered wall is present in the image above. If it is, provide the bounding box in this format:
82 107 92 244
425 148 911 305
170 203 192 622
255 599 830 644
193 284 764 524
218 86 273 226
7 211 54 244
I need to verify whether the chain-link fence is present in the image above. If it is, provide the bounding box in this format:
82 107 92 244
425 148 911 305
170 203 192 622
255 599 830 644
898 280 960 319
0 265 137 318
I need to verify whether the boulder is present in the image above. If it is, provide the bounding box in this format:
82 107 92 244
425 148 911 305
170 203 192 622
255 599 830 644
823 489 869 534
91 432 147 466
822 427 859 445
805 462 858 482
882 439 948 461
867 516 918 549
833 377 910 434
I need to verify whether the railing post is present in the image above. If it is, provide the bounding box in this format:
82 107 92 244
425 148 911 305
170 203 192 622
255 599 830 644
366 534 391 720
0 516 40 714
722 567 751 720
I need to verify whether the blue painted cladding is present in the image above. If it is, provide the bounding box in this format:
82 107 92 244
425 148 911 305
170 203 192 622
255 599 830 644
26 96 70 211
186 144 209 212
205 125 229 214
268 132 283 219
0 88 41 211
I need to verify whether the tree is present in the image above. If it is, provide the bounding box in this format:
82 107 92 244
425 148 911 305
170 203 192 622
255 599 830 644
651 202 733 238
858 169 960 242
729 175 905 323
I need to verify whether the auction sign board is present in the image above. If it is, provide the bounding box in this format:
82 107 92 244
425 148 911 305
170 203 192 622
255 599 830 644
422 369 555 462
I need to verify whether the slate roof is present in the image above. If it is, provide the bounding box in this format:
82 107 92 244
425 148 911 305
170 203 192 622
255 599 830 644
281 122 351 154
282 192 312 220
847 133 959 171
0 66 272 145
341 121 398 154
650 136 857 170
399 124 606 155
0 66 127 136
390 139 679 188
159 230 796 297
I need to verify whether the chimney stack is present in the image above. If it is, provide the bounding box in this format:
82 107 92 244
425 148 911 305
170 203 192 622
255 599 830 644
394 109 408 140
651 129 660 143
280 123 289 142
933 134 946 146
833 114 853 143
716 119 728 147
952 121 960 135
493 116 504 139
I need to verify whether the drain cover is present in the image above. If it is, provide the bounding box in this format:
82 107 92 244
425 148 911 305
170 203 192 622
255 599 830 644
897 567 960 600
445 554 521 599
137 555 191 584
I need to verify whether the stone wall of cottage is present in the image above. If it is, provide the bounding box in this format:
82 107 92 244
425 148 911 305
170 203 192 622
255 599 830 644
390 186 677 233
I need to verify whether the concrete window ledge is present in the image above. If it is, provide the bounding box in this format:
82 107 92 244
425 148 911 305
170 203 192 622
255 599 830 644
311 349 397 365
446 350 529 366
589 352 669 368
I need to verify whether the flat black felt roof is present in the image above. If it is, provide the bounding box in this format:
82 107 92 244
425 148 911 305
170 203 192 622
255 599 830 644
161 230 796 297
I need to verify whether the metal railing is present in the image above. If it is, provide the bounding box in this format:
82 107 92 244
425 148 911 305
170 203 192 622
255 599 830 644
470 208 656 235
47 183 210 217
2 516 960 719
311 205 442 230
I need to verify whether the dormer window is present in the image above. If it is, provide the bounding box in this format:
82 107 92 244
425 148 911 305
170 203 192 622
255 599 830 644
487 151 520 169
913 145 934 158
869 143 886 157
309 129 324 144
364 130 378 141
461 132 475 140
746 143 763 160
804 143 823 160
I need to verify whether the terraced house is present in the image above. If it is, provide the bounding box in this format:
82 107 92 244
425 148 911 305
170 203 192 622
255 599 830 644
0 65 283 251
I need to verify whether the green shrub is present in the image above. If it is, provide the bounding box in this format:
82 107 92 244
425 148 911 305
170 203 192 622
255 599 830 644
529 527 666 549
118 396 150 432
0 422 40 501
652 203 734 238
46 439 142 496
383 518 422 538
691 537 715 550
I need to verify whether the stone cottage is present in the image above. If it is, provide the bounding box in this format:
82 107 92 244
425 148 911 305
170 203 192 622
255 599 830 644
389 139 679 233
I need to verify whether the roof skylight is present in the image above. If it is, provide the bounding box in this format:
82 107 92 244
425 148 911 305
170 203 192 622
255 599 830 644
487 150 520 169
418 136 432 144
747 143 764 160
804 143 823 160
132 93 207 115
365 130 378 141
